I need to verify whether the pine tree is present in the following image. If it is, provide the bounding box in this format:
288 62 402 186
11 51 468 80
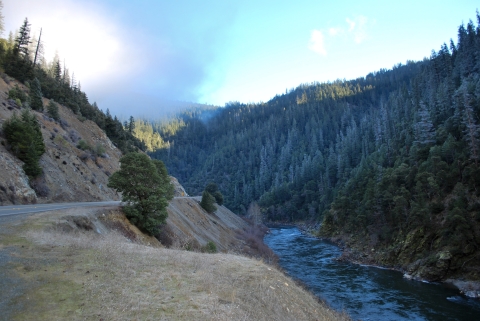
15 18 31 58
47 99 60 121
200 190 216 213
30 78 43 111
414 102 436 145
128 116 135 133
462 87 479 165
2 109 45 178
107 153 171 235
205 181 224 205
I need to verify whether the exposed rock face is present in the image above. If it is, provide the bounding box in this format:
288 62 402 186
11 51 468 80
170 176 189 197
0 75 121 205
0 151 37 203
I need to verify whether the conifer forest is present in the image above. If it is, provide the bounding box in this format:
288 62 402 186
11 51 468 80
143 14 480 280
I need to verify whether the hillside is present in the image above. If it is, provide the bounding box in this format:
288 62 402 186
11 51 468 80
0 75 121 205
146 15 480 283
0 203 349 321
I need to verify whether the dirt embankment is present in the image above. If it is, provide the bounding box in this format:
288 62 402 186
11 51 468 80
0 75 121 205
164 197 248 252
0 206 350 321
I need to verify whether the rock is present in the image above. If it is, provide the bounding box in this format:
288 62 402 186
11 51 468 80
436 251 452 269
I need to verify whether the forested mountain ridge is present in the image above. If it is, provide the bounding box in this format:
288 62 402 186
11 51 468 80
144 13 480 282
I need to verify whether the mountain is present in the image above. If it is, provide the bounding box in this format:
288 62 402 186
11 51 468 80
146 14 480 282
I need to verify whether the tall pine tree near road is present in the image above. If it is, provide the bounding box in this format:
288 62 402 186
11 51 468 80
108 153 172 235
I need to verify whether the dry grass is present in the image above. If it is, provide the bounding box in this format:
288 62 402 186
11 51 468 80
3 226 350 321
0 207 350 321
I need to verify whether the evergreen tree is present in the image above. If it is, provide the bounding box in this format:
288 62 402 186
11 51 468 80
128 115 135 133
47 99 60 121
15 17 31 58
152 159 174 200
205 181 224 205
2 109 45 178
30 78 43 111
107 153 171 235
200 190 216 213
461 85 480 165
414 102 436 145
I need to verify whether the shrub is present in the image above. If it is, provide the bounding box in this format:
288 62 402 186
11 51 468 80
94 143 106 157
54 135 69 148
203 241 217 253
77 139 91 151
8 85 28 103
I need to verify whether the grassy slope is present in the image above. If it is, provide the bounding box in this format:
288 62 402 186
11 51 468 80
0 207 350 321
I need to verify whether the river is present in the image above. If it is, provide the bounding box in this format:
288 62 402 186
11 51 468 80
264 227 480 321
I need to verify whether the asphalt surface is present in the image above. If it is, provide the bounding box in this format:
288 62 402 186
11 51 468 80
0 201 121 218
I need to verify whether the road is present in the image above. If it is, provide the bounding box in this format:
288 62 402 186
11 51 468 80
0 201 122 218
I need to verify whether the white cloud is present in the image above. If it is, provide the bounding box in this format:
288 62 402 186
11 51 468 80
346 15 369 44
328 27 342 36
308 30 327 56
346 18 356 32
3 0 233 116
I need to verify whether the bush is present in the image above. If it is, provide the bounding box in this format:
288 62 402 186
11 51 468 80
8 85 28 103
94 143 106 157
203 241 217 253
77 139 91 150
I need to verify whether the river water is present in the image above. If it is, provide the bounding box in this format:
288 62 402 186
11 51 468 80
264 227 480 321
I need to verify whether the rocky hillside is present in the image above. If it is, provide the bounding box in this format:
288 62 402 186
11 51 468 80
165 196 249 252
0 75 121 205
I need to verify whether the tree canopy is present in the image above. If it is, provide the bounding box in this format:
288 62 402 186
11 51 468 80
107 152 173 235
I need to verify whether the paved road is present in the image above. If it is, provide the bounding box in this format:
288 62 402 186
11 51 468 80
0 201 122 218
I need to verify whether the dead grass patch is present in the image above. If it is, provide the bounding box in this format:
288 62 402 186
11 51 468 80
6 225 350 321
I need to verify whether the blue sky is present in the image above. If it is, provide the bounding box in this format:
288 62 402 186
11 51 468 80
3 0 479 117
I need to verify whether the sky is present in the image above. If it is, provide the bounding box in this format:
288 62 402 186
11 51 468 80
3 0 480 118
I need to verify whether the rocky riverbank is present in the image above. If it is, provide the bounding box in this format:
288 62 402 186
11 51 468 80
296 222 480 299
